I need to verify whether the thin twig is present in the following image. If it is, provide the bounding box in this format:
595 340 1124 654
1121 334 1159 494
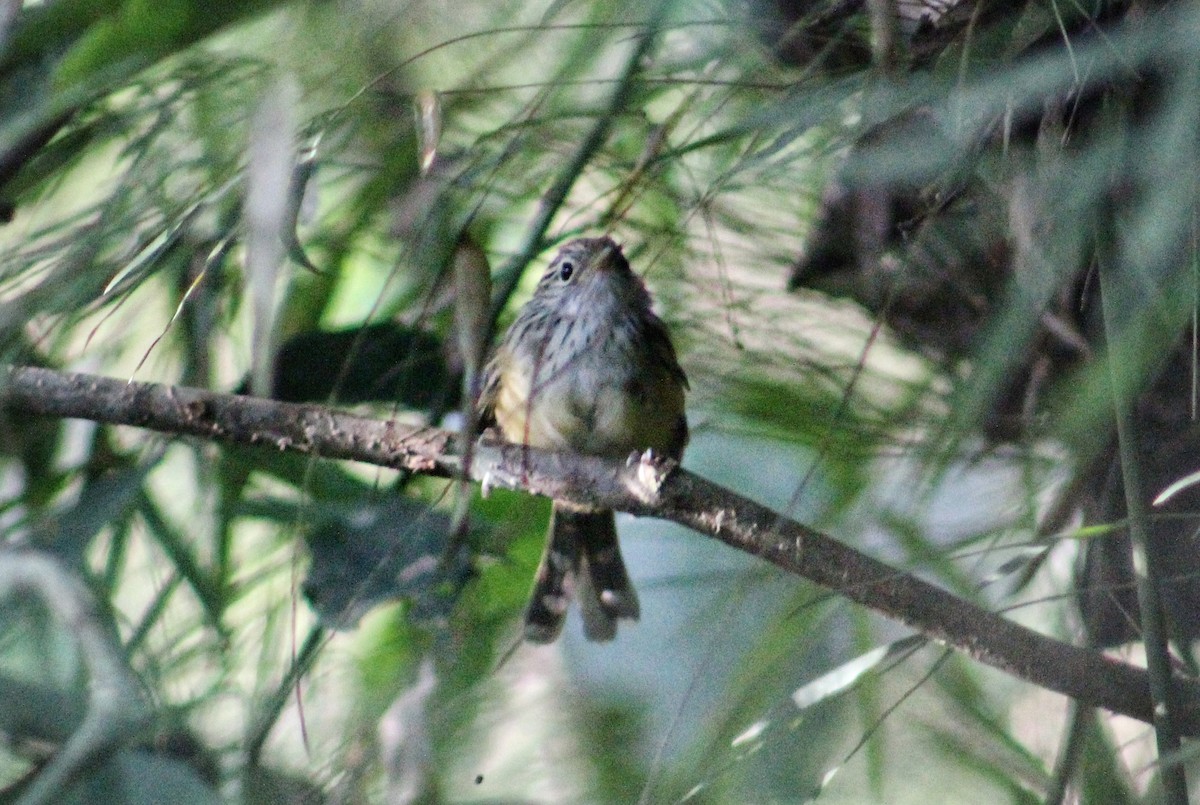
487 4 673 327
1098 246 1188 801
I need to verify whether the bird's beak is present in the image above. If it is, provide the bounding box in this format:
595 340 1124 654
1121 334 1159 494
592 240 623 273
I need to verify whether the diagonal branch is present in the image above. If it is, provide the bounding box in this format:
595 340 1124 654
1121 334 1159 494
3 365 1196 732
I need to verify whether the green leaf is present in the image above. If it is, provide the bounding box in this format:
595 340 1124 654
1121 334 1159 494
35 462 156 566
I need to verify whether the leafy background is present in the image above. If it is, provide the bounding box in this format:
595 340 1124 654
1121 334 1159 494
0 0 1195 802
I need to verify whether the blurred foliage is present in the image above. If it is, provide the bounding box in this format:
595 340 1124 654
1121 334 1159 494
1 0 1199 802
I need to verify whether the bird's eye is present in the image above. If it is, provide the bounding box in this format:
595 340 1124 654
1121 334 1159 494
559 260 575 282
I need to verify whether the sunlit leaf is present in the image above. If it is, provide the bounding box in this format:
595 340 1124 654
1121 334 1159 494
792 635 927 711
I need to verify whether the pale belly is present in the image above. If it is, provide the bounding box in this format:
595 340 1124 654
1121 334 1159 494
492 346 685 460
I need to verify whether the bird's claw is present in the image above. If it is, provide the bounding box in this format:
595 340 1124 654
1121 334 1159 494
629 448 673 500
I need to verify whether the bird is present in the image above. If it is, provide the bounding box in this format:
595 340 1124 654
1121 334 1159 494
479 236 688 642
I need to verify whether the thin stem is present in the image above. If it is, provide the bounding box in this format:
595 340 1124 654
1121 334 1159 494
488 1 674 327
1097 251 1188 803
245 623 325 765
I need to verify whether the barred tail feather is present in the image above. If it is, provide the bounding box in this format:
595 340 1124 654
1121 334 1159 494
576 509 639 626
523 505 578 643
523 505 640 643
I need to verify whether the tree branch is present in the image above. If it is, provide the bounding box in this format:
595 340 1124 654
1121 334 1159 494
4 365 1194 732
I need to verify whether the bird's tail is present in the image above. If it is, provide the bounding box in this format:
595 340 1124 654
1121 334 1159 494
523 505 640 643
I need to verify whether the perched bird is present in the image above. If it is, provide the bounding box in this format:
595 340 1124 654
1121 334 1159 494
480 237 688 642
